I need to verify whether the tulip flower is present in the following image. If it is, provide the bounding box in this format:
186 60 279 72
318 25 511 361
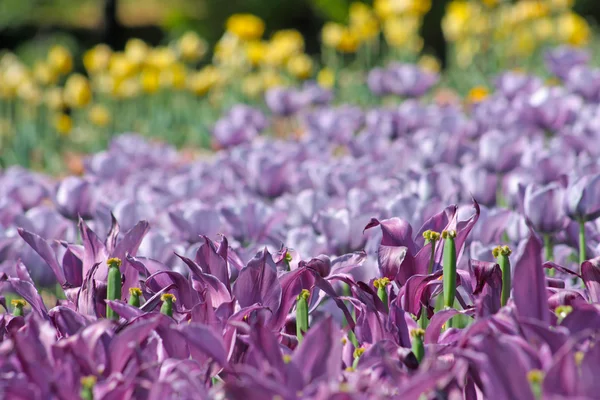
564 173 600 263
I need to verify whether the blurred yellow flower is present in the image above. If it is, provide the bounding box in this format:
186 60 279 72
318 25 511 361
337 28 360 53
443 1 477 42
147 47 177 69
533 17 554 41
226 14 265 41
114 78 140 99
246 41 268 66
322 22 344 48
64 74 92 108
418 55 441 73
187 66 221 96
510 27 536 56
214 34 244 66
241 73 264 98
160 63 187 89
17 79 42 105
317 68 335 89
178 31 207 62
54 113 72 136
83 44 112 74
125 38 149 66
261 68 283 89
384 16 420 48
455 38 479 68
287 54 313 80
269 30 305 62
45 87 65 110
350 2 374 26
110 53 137 79
141 68 160 93
1 62 28 98
88 104 111 127
374 0 431 17
467 86 489 103
33 62 57 86
91 73 115 95
557 12 590 46
48 45 73 75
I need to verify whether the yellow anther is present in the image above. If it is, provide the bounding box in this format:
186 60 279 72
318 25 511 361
80 375 97 388
282 354 292 364
107 257 122 268
129 287 142 296
527 369 544 384
373 277 391 289
161 293 176 302
353 347 365 359
441 230 456 239
410 328 425 339
297 289 310 301
10 299 27 307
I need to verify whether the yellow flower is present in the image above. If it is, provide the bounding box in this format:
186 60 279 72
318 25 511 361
45 87 64 110
1 62 28 98
213 34 244 66
533 17 554 41
510 27 536 57
187 65 220 96
261 68 283 89
113 78 140 99
226 14 265 41
246 41 268 66
442 1 476 42
384 16 420 48
91 73 115 95
110 53 137 79
467 86 489 103
146 47 177 69
64 74 92 108
418 54 441 73
337 28 360 53
54 113 72 136
160 63 187 89
322 22 344 48
271 30 305 56
88 104 111 127
33 62 57 86
48 45 73 75
287 54 313 80
317 68 335 89
140 68 160 94
349 2 374 26
178 31 207 62
83 44 112 74
125 38 149 66
241 73 264 98
17 79 42 105
557 12 590 47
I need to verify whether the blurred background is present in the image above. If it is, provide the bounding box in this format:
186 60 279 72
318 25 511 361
1 0 600 173
3 0 600 67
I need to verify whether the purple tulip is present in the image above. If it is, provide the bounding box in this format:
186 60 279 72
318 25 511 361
564 173 600 223
523 183 567 234
479 130 523 173
545 46 590 80
265 87 307 116
54 177 96 220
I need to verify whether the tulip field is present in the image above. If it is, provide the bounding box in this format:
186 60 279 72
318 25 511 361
2 1 600 399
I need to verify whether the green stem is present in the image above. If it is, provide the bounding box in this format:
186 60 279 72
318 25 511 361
106 258 122 320
442 230 457 329
579 220 587 264
410 329 425 364
296 289 310 343
495 246 512 307
543 234 554 262
160 294 176 318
